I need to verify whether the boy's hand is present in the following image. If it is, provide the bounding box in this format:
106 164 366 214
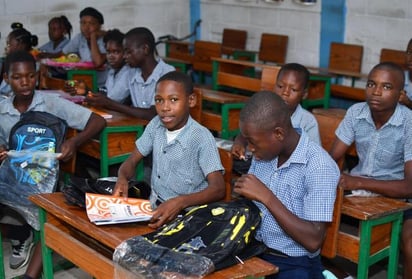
85 92 111 107
57 138 77 161
148 198 184 229
399 91 412 108
231 142 246 160
338 173 360 191
233 174 271 203
113 177 129 199
0 148 8 162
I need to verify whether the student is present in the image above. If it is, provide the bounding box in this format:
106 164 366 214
61 7 107 87
233 91 340 279
231 63 320 162
330 62 412 279
85 26 175 120
100 29 131 103
0 50 106 278
113 71 225 229
37 15 73 59
0 24 38 97
401 38 412 109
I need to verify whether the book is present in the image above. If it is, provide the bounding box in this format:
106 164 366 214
89 107 113 119
85 193 153 225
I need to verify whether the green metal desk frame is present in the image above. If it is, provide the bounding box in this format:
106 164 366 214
220 103 245 140
355 211 403 279
301 75 331 109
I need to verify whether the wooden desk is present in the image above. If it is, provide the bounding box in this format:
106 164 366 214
201 88 250 139
78 107 148 178
337 195 412 279
30 193 278 279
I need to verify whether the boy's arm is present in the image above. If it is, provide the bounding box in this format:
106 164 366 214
113 148 144 197
59 113 106 161
338 161 412 198
149 170 225 229
89 31 106 68
330 137 350 162
231 134 247 159
234 173 328 253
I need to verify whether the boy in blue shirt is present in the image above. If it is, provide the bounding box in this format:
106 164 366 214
113 71 225 229
330 62 412 279
234 91 339 278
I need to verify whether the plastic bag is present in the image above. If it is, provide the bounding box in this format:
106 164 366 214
0 150 60 230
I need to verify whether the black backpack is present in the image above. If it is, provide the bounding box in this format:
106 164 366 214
9 110 68 152
113 198 266 278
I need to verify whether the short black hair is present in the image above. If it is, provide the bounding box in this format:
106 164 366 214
370 62 405 90
125 27 155 54
157 71 193 96
80 7 104 25
278 63 310 89
4 50 36 73
103 29 125 46
8 27 38 50
240 91 291 131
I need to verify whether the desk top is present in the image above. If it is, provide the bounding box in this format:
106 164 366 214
30 193 278 278
342 195 412 220
201 88 250 104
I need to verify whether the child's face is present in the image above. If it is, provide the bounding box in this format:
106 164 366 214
105 41 124 69
365 68 403 113
154 80 195 131
4 61 37 97
48 20 65 42
123 38 146 68
5 36 23 55
274 70 307 112
80 15 101 40
406 40 412 72
239 121 281 161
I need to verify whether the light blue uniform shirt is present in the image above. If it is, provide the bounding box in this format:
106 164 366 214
105 65 131 103
136 116 224 208
250 131 340 257
404 71 412 100
0 91 92 148
39 37 70 53
291 104 321 145
336 102 412 180
129 59 175 108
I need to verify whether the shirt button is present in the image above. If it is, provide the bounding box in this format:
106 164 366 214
158 175 160 179
163 151 166 154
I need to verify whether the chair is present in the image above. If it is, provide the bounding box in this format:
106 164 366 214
189 87 202 123
218 147 234 201
221 28 248 57
67 69 98 92
258 33 289 65
380 48 406 69
192 40 222 84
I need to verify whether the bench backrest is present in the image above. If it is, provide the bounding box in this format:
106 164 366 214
189 87 203 123
165 40 193 62
329 42 363 73
193 40 222 74
258 33 289 64
222 28 248 56
218 147 233 201
380 48 406 69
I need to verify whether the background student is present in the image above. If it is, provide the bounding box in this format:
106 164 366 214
0 50 106 279
113 71 225 229
330 62 412 279
85 26 175 120
233 91 339 279
401 38 412 109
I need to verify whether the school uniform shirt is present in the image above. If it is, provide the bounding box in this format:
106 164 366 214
0 80 12 98
336 102 412 180
0 91 92 148
62 33 108 88
249 131 340 257
136 115 224 208
404 71 412 101
129 59 175 108
39 37 70 53
105 65 131 103
291 104 321 145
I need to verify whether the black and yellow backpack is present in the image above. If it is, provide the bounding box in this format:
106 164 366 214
113 198 266 278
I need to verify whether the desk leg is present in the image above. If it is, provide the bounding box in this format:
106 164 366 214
357 220 372 279
100 129 110 177
38 207 54 279
221 103 244 140
387 213 402 279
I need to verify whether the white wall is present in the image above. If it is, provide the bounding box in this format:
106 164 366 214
0 0 190 57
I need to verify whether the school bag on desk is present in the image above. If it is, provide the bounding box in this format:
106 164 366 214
113 198 266 279
0 111 67 230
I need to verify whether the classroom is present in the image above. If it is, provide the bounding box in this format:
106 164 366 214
0 0 412 278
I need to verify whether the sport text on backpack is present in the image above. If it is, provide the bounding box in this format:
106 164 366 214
9 110 68 152
113 198 266 278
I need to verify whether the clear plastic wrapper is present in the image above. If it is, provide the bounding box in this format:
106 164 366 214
0 150 59 230
113 236 214 279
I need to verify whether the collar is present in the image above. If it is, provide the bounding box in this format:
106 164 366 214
157 115 195 150
356 102 404 127
0 91 45 115
131 59 166 84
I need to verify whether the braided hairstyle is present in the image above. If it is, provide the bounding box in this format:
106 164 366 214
8 23 38 52
49 16 73 39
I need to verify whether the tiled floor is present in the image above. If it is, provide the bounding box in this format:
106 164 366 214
2 238 402 279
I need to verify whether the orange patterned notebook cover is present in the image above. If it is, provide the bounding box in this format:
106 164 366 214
85 193 153 225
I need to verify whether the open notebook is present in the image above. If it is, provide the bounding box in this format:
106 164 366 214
86 193 153 225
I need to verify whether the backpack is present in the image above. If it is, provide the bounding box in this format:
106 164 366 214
113 198 266 278
9 110 68 152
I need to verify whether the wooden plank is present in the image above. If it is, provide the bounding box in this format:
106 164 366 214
330 84 365 101
337 231 360 262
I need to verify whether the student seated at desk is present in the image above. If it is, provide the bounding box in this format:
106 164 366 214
330 62 412 279
233 91 340 279
37 15 73 58
401 38 412 109
0 50 106 279
85 26 175 121
113 71 225 229
231 63 320 171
